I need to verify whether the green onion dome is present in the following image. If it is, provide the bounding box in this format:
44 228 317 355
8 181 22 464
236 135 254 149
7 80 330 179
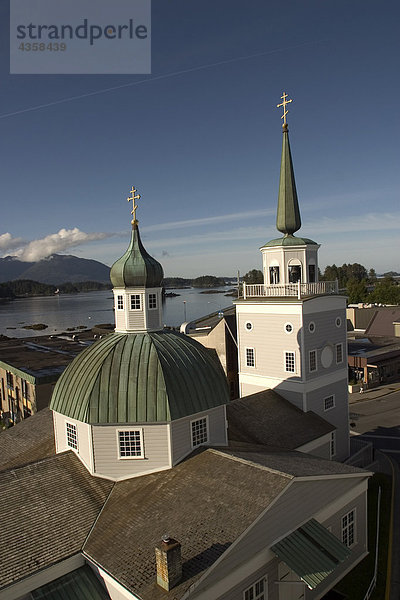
110 223 164 288
50 331 229 424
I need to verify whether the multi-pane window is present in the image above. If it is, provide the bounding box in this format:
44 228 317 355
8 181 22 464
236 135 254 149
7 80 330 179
330 431 336 458
6 371 14 389
66 422 78 450
243 576 266 600
191 417 208 447
342 509 355 547
285 352 295 373
324 395 335 411
308 264 316 283
130 294 141 310
118 430 143 458
336 343 343 364
246 348 255 367
117 295 124 310
309 350 317 372
148 293 157 309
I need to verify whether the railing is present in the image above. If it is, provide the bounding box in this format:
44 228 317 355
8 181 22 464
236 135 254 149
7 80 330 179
242 280 338 299
362 486 381 600
345 437 374 468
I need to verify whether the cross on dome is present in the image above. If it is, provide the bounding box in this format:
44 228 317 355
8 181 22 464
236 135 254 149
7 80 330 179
127 185 141 225
277 92 293 127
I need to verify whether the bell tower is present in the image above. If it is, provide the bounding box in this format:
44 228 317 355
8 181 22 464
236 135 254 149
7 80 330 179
110 186 164 333
236 94 349 460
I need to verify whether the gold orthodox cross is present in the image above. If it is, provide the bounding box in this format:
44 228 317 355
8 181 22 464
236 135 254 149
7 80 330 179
277 92 293 126
127 186 141 224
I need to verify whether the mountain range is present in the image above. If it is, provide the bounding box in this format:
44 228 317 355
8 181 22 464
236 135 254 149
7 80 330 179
0 254 111 285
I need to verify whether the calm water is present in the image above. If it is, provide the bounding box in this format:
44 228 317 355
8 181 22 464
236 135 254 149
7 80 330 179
0 287 236 338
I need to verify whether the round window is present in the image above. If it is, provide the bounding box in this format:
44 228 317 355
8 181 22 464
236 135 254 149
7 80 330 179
321 345 334 368
245 321 253 331
309 322 315 333
336 317 342 328
285 323 293 334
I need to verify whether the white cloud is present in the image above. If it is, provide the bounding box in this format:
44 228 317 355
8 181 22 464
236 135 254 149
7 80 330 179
0 233 25 253
8 228 112 262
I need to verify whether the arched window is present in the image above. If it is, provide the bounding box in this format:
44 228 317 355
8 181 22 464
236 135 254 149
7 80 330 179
288 259 302 283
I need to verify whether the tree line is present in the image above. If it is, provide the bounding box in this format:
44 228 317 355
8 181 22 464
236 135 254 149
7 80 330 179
0 279 112 299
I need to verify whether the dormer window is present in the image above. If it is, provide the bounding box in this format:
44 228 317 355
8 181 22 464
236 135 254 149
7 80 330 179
130 294 141 310
149 293 157 309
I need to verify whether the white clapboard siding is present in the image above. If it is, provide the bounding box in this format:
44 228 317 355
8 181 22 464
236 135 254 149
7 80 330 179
92 423 170 480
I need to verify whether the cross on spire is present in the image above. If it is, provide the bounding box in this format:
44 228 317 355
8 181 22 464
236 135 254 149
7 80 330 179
127 186 141 224
277 92 293 127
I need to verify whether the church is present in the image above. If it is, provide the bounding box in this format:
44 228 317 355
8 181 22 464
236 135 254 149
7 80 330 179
0 97 371 600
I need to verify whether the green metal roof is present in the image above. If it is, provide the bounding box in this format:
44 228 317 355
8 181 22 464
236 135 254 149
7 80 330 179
276 125 301 236
261 234 318 248
110 222 164 288
272 518 351 590
50 331 229 424
32 566 111 600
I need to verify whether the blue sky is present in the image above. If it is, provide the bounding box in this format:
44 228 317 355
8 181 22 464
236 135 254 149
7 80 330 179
0 0 399 277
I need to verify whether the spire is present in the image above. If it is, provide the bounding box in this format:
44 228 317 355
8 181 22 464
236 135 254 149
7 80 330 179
276 93 301 236
110 187 164 288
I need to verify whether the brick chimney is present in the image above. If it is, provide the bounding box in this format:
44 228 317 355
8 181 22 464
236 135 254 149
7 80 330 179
155 535 182 591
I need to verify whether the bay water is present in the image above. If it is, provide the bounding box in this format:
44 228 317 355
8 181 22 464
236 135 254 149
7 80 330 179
0 287 236 338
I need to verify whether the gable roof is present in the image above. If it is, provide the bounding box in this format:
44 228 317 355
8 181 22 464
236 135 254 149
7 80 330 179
219 446 367 478
83 448 292 599
365 307 400 337
226 389 334 449
0 452 113 592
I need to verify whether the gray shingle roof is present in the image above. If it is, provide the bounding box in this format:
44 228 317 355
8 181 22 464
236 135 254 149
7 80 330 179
0 407 55 472
83 448 291 599
0 452 113 591
226 389 334 449
220 446 367 478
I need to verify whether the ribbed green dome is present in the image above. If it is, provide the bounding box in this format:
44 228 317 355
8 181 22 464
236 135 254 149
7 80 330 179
261 234 318 248
110 223 164 288
50 331 229 424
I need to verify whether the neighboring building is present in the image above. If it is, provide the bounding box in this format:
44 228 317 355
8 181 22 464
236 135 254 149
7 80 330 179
346 307 400 386
181 305 239 399
348 336 400 386
235 117 349 460
0 333 94 425
347 305 400 334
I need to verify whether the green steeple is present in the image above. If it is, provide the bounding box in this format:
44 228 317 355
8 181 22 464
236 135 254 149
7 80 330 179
276 123 301 236
110 222 164 288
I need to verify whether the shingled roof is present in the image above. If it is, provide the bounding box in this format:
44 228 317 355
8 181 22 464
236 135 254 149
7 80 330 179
0 452 113 592
0 407 54 472
83 448 292 599
226 389 334 449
